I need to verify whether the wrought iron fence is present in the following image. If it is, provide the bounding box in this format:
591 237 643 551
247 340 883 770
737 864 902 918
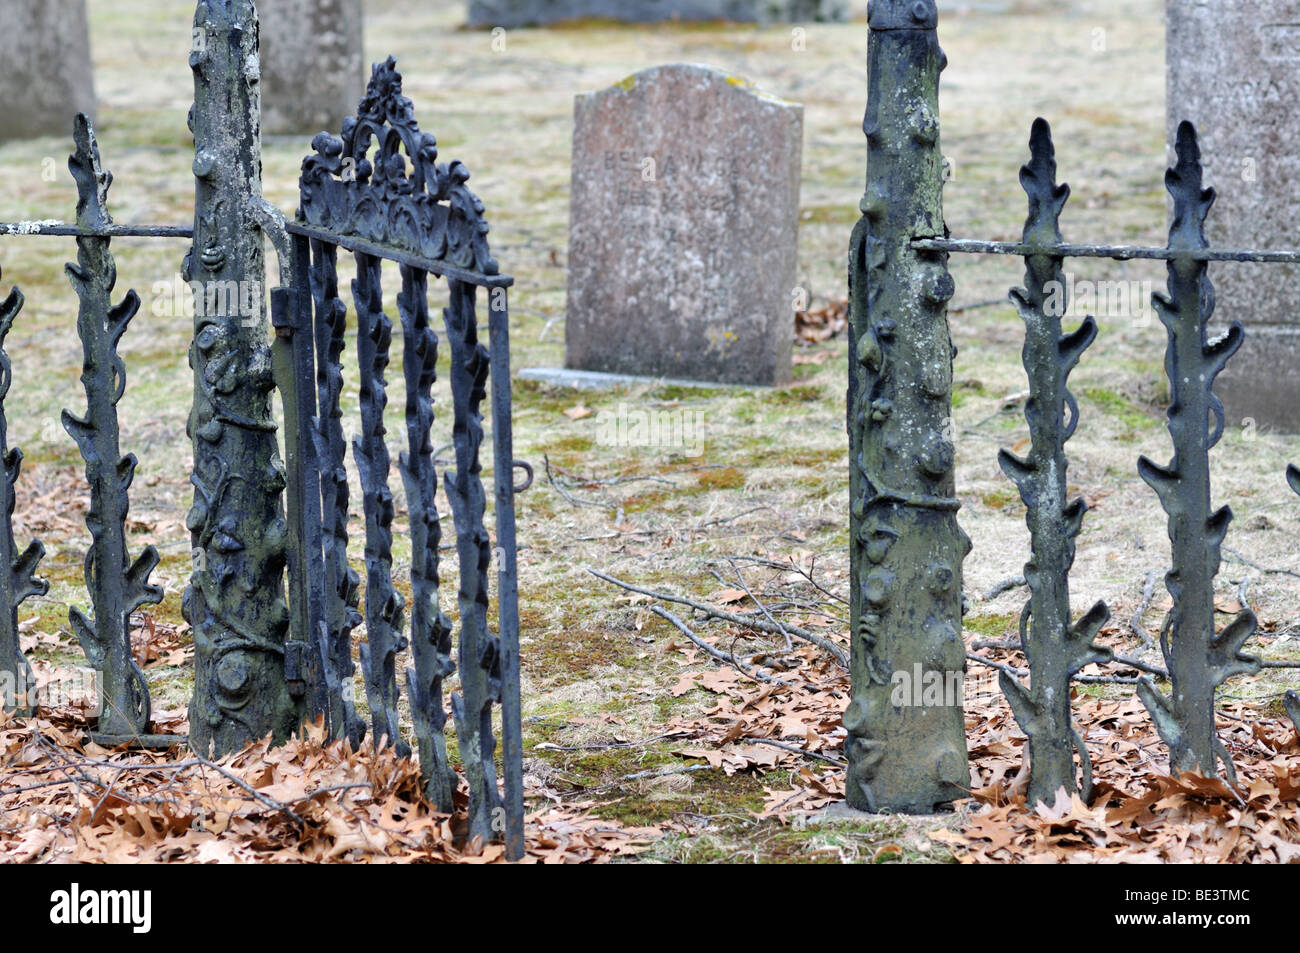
847 0 1300 812
0 2 526 859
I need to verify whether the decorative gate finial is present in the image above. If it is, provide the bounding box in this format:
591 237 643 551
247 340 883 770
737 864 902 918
298 57 498 277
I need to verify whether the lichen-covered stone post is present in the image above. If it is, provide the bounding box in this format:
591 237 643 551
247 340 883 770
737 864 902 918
845 0 969 813
184 0 299 755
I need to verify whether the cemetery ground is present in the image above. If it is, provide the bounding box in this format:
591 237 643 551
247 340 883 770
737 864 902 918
1 0 1298 863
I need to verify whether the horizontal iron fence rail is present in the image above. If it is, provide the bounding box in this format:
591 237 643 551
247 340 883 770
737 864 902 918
286 222 514 288
915 236 1300 264
0 223 193 239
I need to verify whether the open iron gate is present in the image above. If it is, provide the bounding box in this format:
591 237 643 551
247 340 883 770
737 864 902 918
277 57 528 857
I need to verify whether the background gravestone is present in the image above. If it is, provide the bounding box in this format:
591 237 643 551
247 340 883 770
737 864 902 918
0 0 95 143
468 0 848 27
259 0 364 135
1168 0 1300 431
565 64 802 386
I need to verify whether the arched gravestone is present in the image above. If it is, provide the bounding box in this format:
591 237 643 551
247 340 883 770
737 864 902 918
0 0 95 143
565 64 802 386
259 0 365 135
1168 0 1300 432
468 0 848 27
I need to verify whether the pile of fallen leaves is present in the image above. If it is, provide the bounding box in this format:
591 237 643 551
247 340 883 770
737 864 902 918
8 554 1300 863
599 566 1300 863
944 694 1300 863
0 712 657 863
795 298 848 345
664 643 849 813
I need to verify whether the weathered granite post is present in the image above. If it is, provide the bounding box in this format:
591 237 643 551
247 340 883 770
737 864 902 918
184 0 299 755
844 0 969 813
1167 0 1300 432
258 0 365 135
0 0 95 143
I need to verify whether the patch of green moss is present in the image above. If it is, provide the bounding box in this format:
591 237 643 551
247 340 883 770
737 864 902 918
763 818 956 864
980 487 1022 510
653 692 696 721
1081 386 1157 432
772 385 823 405
548 434 595 454
623 488 673 513
521 625 637 685
513 377 597 416
964 612 1019 638
697 467 745 491
648 383 731 401
590 766 766 827
951 379 992 411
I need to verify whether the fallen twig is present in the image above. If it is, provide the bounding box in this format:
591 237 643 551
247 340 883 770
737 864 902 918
967 653 1143 686
726 557 794 653
982 576 1027 601
742 737 845 768
590 568 849 667
971 638 1169 679
1129 570 1160 650
1224 548 1300 581
650 606 793 686
544 454 619 513
725 554 850 607
950 297 1010 314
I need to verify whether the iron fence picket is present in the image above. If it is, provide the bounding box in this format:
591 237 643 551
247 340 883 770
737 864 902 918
61 114 163 743
0 276 46 717
352 250 409 756
1131 122 1262 785
398 264 458 815
307 236 366 748
996 118 1112 804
